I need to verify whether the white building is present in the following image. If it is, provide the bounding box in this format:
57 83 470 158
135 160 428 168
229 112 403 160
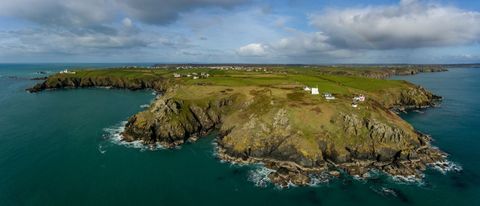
193 76 199 79
311 87 319 95
324 93 335 100
173 73 181 78
304 86 311 91
353 95 366 102
59 69 75 74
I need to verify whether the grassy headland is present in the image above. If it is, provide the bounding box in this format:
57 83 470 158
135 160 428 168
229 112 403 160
29 65 447 187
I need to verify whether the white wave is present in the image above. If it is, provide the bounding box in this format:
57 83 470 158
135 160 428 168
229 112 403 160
102 121 164 151
98 144 107 154
391 174 424 185
371 186 398 197
413 110 425 114
308 173 331 186
140 104 150 108
96 86 112 89
248 166 275 188
428 160 463 174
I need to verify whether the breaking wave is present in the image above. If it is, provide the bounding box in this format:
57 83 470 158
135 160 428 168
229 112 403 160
101 121 164 152
248 166 275 188
429 160 463 174
391 175 424 185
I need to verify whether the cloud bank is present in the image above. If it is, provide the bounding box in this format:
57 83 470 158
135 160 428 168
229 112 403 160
0 0 479 63
309 0 480 49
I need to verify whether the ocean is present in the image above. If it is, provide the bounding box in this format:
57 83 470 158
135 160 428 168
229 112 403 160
0 64 478 206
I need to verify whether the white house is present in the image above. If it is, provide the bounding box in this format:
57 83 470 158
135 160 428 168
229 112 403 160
311 87 319 95
193 76 199 80
304 86 311 91
353 94 366 102
59 69 76 74
324 93 335 100
173 73 181 78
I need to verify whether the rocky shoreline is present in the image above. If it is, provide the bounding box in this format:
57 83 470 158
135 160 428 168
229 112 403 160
118 90 448 187
215 132 448 187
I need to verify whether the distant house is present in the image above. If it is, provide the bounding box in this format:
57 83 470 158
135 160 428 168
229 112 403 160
311 87 319 95
193 76 199 80
59 69 75 74
324 93 335 100
353 94 366 102
304 86 311 91
173 73 181 78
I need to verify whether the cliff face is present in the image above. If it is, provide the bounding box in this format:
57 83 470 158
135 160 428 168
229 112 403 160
119 84 445 187
123 93 240 147
379 84 442 111
317 67 447 79
27 75 170 92
216 109 444 186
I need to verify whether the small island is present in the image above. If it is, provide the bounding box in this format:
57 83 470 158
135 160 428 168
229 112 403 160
29 65 449 187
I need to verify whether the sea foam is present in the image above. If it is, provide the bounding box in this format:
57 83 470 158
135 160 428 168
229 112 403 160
429 160 463 174
248 166 275 188
102 121 164 151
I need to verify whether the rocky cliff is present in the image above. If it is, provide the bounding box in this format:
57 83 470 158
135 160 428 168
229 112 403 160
122 93 240 148
120 84 446 187
316 67 447 79
27 75 170 92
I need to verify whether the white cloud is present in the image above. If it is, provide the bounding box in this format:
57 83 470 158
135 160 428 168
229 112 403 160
273 32 333 55
309 0 480 49
237 43 269 56
122 18 133 28
236 31 357 60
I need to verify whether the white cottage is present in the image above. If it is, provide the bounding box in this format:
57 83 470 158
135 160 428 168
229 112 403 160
324 93 335 100
353 94 366 102
311 87 319 95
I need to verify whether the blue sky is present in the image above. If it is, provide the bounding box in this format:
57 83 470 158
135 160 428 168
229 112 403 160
0 0 479 64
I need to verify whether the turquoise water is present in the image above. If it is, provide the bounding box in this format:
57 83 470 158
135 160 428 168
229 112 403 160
0 64 479 206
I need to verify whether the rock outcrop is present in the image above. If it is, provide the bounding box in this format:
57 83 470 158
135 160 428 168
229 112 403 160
123 93 239 148
27 75 170 93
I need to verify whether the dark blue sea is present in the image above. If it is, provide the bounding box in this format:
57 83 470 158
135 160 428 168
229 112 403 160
0 64 478 205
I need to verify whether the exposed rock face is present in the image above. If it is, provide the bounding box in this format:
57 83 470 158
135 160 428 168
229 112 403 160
27 76 169 92
219 109 323 167
122 94 238 148
216 109 445 186
380 85 442 111
317 67 447 79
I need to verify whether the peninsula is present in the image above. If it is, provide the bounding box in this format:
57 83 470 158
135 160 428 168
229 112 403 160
28 65 449 187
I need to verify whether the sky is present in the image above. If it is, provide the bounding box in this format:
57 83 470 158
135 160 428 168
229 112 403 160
0 0 479 64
